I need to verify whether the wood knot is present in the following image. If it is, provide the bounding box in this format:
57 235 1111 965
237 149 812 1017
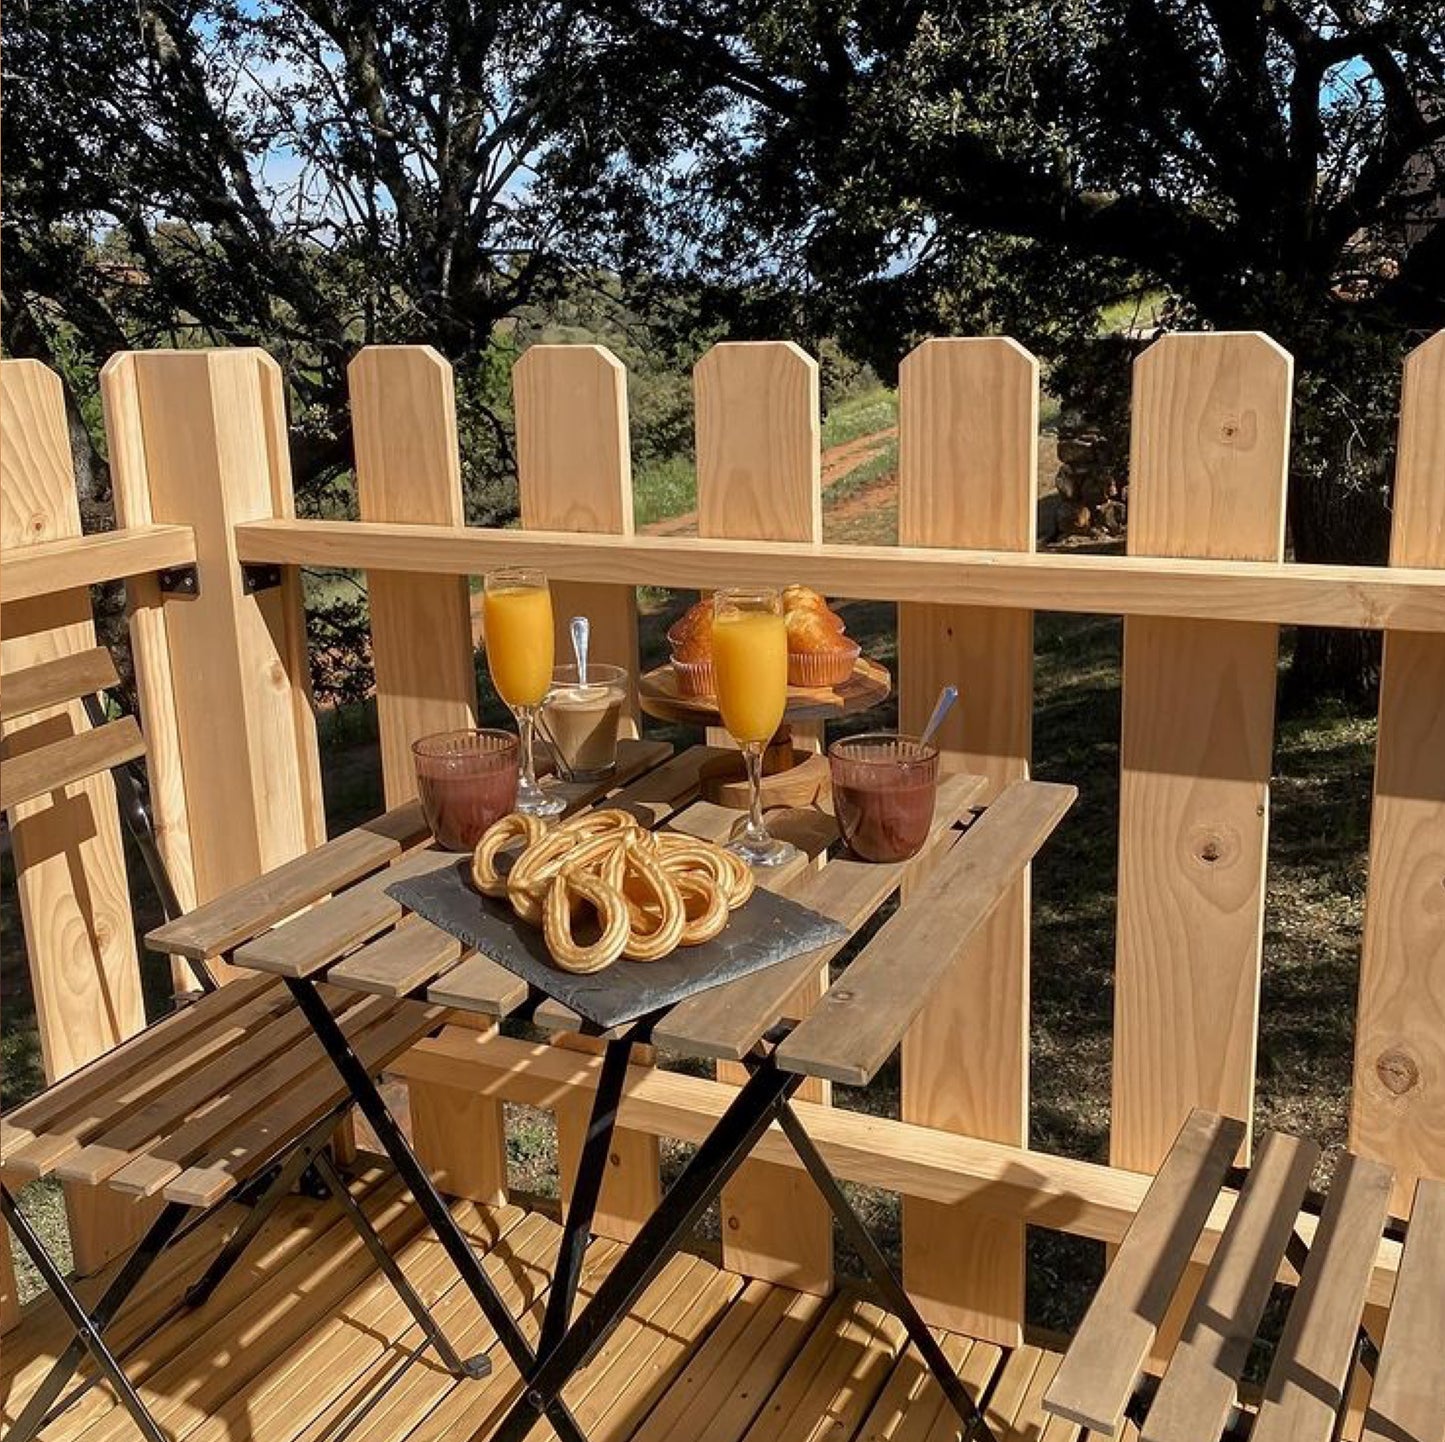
1217 411 1257 448
726 1214 741 1232
1187 825 1238 868
1376 1049 1419 1096
832 989 854 1003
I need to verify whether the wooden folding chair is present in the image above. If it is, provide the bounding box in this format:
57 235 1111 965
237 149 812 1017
1043 1110 1445 1442
1 648 486 1442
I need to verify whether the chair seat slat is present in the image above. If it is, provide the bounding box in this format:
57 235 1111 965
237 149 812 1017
2 981 294 1180
105 995 403 1198
161 1000 447 1208
1361 1178 1445 1442
1252 1152 1395 1442
54 987 361 1186
1044 1110 1246 1436
1141 1130 1320 1442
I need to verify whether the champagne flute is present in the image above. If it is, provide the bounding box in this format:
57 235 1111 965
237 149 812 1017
711 586 798 867
482 566 565 817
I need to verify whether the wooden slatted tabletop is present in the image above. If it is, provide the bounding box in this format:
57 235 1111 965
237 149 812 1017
203 742 1073 1087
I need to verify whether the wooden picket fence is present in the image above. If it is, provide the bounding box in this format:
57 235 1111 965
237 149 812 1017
2 331 1442 1352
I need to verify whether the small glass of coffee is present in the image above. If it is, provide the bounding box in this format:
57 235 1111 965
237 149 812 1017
412 729 519 851
828 732 940 863
540 664 628 781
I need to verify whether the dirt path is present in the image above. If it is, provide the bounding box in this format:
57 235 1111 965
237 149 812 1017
643 425 897 537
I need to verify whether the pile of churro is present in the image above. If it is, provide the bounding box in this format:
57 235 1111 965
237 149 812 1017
472 809 755 973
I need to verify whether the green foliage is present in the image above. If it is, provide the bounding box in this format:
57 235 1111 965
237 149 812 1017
821 387 898 450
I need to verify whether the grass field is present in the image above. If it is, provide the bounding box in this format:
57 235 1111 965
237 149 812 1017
1 459 1372 1333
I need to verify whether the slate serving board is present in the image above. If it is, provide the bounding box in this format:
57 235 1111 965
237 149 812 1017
386 856 849 1031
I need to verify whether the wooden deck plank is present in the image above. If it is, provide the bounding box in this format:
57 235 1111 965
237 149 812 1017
389 1234 625 1442
60 1179 427 1442
296 1211 566 1442
777 780 1076 1086
172 1204 529 1442
1044 1110 1246 1435
1141 1130 1320 1442
1361 1179 1445 1442
852 1333 973 1442
920 1340 1006 1441
740 1291 908 1442
0 646 119 721
631 1283 829 1442
587 1262 743 1441
18 1173 400 1442
145 801 428 961
10 1182 1092 1442
1253 1152 1395 1442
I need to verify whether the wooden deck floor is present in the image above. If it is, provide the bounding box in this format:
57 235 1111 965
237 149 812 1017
5 1168 1083 1442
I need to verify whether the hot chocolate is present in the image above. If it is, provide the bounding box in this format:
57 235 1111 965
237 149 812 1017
412 729 520 851
827 733 940 863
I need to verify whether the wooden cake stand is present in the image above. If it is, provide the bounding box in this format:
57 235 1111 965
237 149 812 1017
638 656 891 809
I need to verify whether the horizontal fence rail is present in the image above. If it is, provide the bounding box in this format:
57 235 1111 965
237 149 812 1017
233 519 1445 633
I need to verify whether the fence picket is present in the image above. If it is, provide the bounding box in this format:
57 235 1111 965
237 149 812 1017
350 346 477 803
694 340 832 1291
105 349 326 920
897 337 1038 1345
3 358 155 1273
347 346 503 1203
1352 330 1445 1214
1112 332 1291 1173
515 343 656 1239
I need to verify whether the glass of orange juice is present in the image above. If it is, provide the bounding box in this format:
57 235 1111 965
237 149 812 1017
483 567 565 817
712 586 798 868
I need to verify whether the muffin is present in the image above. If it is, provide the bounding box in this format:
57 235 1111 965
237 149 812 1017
667 597 716 696
786 604 859 686
668 587 858 695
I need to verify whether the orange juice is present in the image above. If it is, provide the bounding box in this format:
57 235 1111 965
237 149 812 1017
712 610 787 743
483 584 554 706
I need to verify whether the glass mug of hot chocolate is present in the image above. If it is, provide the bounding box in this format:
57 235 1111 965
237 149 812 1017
539 664 628 781
412 729 520 851
828 732 940 863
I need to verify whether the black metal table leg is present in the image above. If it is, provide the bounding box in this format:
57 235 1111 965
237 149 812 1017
537 1024 648 1359
770 1097 998 1442
488 1056 805 1442
284 978 588 1442
2 1186 186 1442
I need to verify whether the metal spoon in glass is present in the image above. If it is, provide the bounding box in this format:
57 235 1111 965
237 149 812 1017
918 684 959 750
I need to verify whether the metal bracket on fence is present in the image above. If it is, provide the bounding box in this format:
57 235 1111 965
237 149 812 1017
241 563 282 594
157 565 199 597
